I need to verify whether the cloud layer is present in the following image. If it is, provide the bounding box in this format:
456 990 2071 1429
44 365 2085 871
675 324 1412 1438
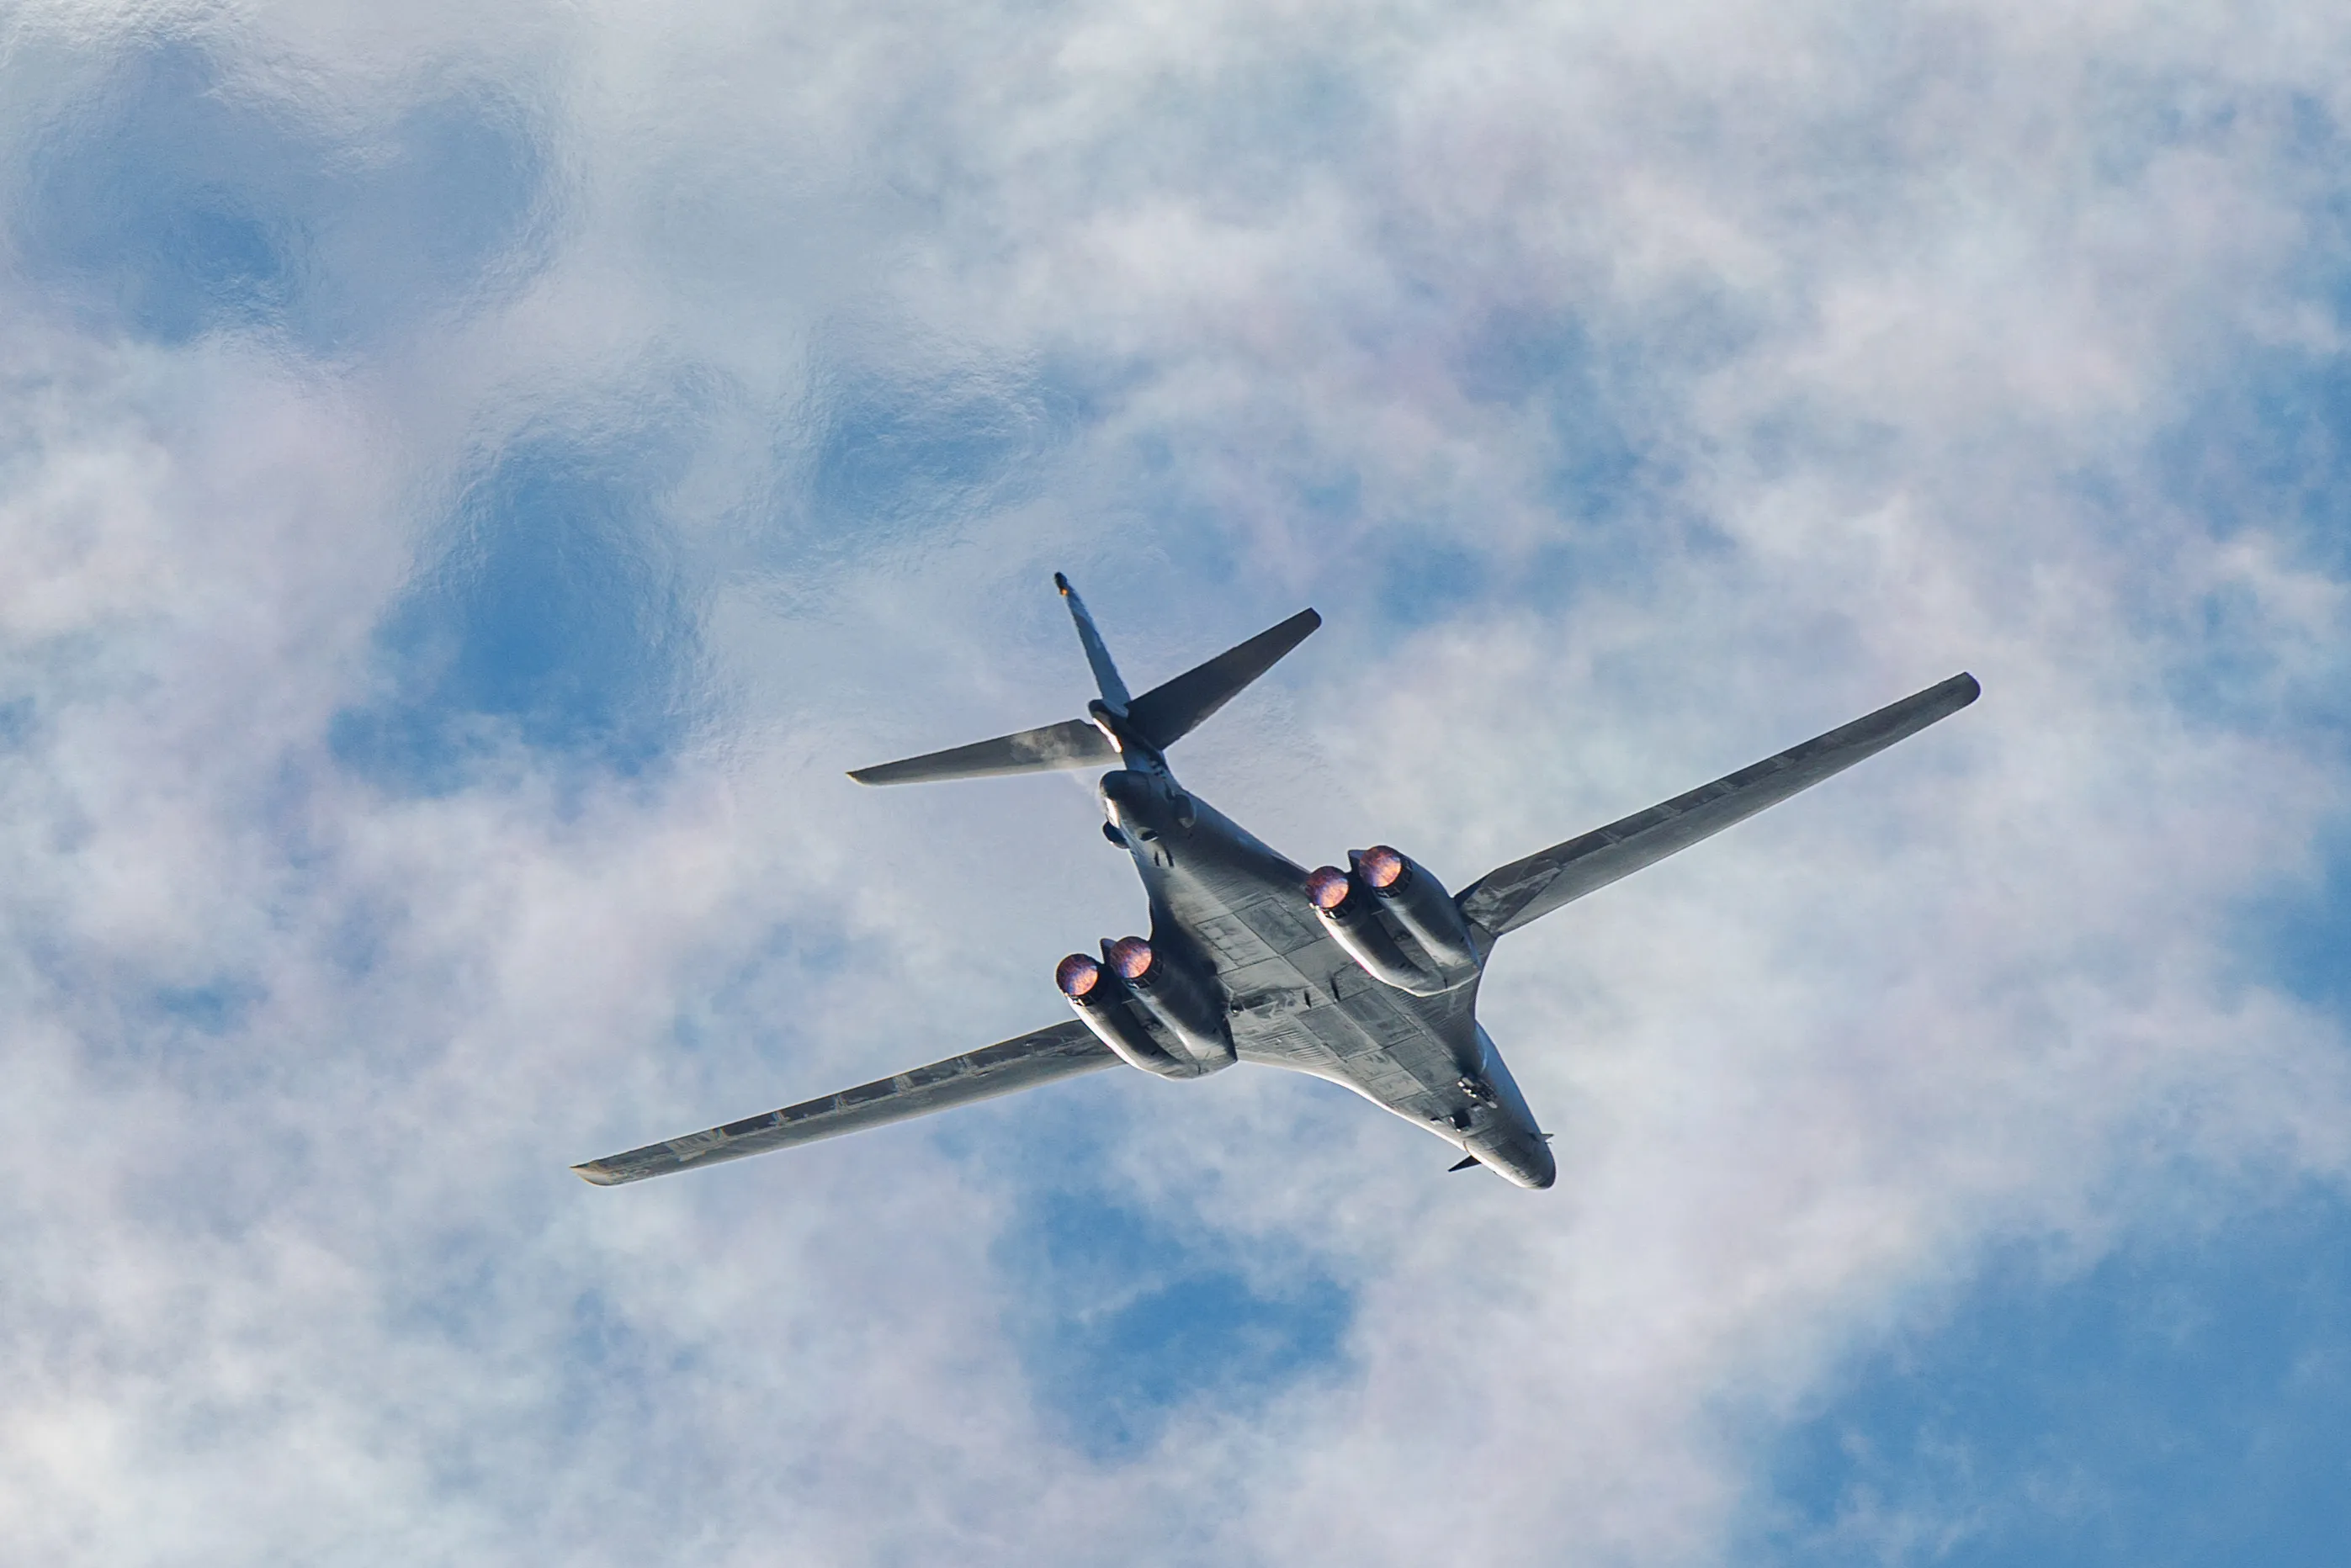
3 2 2348 1563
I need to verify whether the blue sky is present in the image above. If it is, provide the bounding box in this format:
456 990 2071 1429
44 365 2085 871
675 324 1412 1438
1754 1184 2351 1566
2 3 2348 1565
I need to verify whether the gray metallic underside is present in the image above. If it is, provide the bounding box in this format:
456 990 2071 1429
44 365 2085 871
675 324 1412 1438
1117 789 1544 1176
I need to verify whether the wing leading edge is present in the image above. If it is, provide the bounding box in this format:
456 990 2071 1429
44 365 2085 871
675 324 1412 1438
574 1020 1117 1185
1457 671 1979 939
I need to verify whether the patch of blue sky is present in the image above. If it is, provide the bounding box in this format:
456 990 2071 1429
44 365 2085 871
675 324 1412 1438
151 977 268 1037
1451 306 1658 532
2239 827 2351 1014
15 39 547 353
1088 428 1251 600
1088 305 1666 637
2159 352 2351 576
1453 306 1687 601
938 1077 1356 1461
552 1287 711 1509
1377 535 1486 628
0 695 32 751
680 919 862 1041
1744 1183 2351 1568
645 919 878 1126
332 418 706 796
759 353 1101 579
2147 319 2351 1012
2152 88 2351 591
328 335 1101 791
992 1182 1353 1458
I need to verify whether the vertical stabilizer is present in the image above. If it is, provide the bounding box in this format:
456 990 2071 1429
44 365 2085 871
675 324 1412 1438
1054 573 1132 715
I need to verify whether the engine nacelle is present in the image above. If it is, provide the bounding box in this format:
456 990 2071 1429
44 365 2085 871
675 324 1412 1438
1305 845 1480 996
1355 845 1480 977
1055 942 1234 1078
1106 935 1235 1072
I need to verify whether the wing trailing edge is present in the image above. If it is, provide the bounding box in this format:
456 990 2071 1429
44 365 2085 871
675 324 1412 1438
1457 672 1979 939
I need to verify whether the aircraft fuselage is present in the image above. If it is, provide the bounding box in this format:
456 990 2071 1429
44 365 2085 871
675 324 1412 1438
571 578 1974 1194
1097 756 1556 1188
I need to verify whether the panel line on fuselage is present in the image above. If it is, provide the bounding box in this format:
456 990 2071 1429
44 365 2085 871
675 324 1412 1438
1129 787 1486 1129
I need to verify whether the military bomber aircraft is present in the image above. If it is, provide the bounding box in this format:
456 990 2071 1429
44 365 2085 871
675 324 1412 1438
576 579 1977 1189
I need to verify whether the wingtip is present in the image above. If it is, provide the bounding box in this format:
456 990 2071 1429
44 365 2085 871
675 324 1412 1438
1053 571 1071 595
1953 670 1982 706
572 1163 626 1186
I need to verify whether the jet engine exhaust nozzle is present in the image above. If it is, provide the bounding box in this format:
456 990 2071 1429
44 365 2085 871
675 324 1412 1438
1358 845 1408 890
1356 845 1480 978
1307 863 1437 992
1055 940 1234 1078
1103 933 1234 1073
1056 950 1199 1078
1306 849 1480 996
1056 952 1103 1000
1107 935 1155 983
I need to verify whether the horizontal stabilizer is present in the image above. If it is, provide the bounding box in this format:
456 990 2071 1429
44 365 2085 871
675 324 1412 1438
1128 608 1322 750
847 601 1320 784
1458 672 1979 938
575 1020 1117 1184
849 717 1117 786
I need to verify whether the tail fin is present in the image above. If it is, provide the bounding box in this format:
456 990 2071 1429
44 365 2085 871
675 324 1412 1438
1054 573 1132 715
847 578 1320 786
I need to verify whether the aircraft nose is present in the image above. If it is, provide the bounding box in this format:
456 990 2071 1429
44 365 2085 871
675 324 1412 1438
1478 1128 1555 1189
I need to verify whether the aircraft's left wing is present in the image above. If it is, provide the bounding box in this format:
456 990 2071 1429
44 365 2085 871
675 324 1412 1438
1457 672 1978 940
574 1020 1117 1185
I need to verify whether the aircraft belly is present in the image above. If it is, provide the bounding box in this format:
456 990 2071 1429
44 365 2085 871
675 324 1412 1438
1136 787 1551 1181
1229 956 1480 1119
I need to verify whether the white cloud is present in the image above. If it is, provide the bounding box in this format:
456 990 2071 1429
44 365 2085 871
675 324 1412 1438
3 1 2350 1563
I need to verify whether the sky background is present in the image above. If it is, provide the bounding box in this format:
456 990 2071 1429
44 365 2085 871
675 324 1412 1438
3 2 2348 1564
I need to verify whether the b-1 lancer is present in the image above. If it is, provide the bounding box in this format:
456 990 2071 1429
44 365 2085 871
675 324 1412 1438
576 580 1977 1189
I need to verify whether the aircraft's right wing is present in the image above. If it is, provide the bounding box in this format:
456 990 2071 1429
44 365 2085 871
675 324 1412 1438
574 1020 1117 1185
1456 672 1979 940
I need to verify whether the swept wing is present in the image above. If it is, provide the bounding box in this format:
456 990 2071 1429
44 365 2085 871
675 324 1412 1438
574 1020 1116 1184
1457 672 1979 939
